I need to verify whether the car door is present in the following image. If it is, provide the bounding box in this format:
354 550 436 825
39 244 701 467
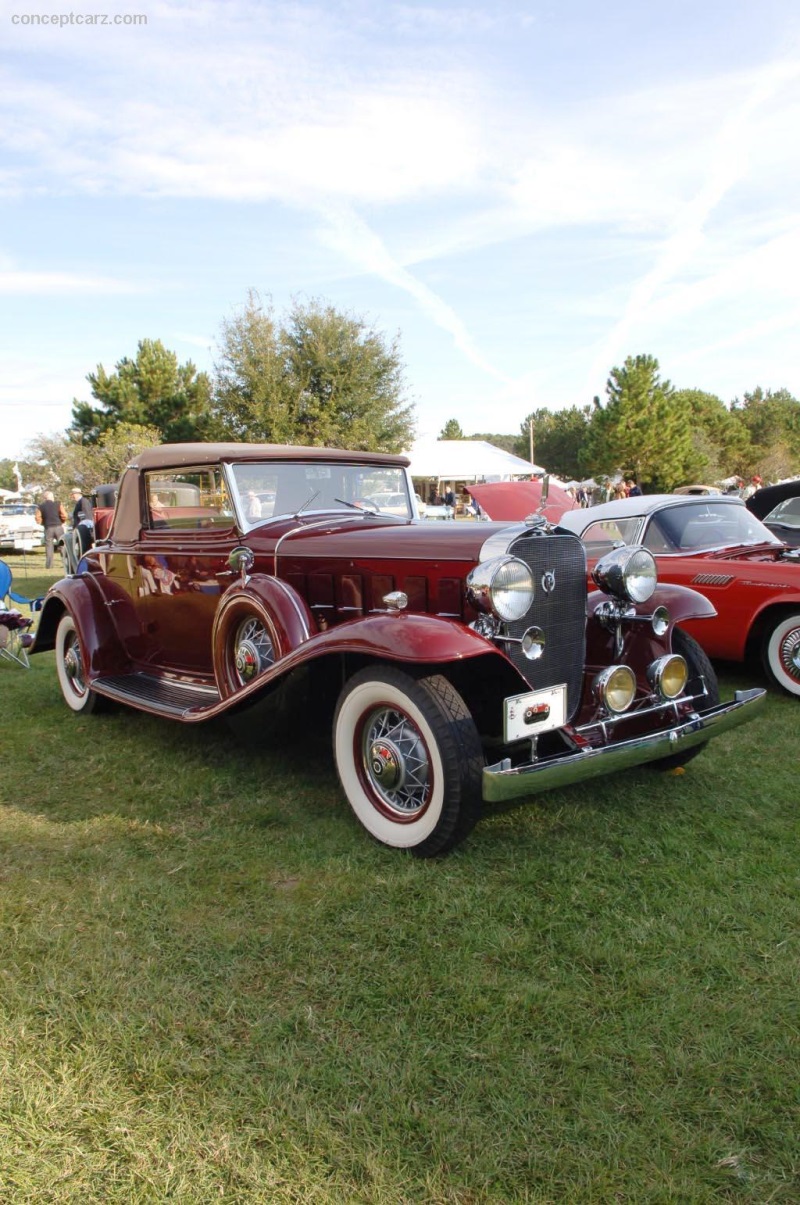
133 466 236 675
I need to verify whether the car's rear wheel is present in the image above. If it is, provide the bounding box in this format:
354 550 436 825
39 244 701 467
762 611 800 697
651 628 719 771
333 667 483 856
55 613 106 714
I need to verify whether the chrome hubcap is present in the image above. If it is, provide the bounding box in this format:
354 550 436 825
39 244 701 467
64 641 85 692
233 618 274 685
780 627 800 679
361 707 430 817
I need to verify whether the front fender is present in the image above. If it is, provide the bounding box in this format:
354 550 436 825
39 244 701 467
211 607 505 710
298 610 497 663
587 583 717 624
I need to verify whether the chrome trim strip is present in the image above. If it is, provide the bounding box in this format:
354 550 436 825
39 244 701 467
482 688 766 803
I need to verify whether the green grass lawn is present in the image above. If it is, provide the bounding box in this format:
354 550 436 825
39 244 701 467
1 557 798 1201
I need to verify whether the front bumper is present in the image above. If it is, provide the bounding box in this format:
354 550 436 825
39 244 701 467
482 688 766 803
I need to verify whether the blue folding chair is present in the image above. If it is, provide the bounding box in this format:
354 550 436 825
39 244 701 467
0 558 43 669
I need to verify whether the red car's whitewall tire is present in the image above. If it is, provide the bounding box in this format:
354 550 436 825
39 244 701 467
763 612 800 697
55 613 105 714
333 667 483 857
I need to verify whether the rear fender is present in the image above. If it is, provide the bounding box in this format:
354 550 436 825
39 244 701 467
31 576 130 677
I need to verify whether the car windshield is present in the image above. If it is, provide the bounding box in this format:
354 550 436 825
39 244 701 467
763 496 800 530
0 505 36 515
578 517 642 554
644 501 782 553
229 461 412 528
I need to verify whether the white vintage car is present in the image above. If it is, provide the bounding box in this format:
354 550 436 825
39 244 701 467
0 503 44 552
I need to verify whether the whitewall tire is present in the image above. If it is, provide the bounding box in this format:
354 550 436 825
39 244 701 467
333 667 483 857
55 613 103 714
763 612 800 697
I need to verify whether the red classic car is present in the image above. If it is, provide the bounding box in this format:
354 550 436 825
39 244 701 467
556 494 800 696
32 444 764 855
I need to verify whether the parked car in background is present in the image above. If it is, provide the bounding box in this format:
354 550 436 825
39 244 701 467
672 485 722 496
469 479 578 525
556 494 800 697
32 443 764 854
746 479 800 549
0 502 44 552
59 483 118 575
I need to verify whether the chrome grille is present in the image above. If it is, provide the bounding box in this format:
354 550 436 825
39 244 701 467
505 532 587 721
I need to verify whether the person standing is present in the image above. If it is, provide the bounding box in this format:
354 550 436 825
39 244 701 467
70 486 95 555
36 490 67 568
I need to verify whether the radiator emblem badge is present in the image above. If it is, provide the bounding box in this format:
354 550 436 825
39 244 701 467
541 570 556 594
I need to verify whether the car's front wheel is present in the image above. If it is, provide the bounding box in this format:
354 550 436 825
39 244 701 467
55 613 106 714
762 611 800 697
651 627 719 771
333 667 483 856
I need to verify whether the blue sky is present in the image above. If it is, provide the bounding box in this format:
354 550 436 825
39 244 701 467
2 0 800 461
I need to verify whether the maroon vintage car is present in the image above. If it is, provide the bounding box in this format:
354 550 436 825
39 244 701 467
32 444 764 855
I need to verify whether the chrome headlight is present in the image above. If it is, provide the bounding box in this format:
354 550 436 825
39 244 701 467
593 545 657 604
594 664 636 713
647 654 688 699
466 555 534 622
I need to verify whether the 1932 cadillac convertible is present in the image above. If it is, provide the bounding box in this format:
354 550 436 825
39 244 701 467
32 444 765 855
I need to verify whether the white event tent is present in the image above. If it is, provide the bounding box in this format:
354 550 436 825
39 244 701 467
404 439 544 482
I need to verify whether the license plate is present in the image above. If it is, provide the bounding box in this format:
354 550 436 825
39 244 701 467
504 684 567 741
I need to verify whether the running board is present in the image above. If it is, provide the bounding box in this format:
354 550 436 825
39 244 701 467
93 672 220 717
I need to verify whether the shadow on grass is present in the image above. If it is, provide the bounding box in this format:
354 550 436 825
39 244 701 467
2 651 786 864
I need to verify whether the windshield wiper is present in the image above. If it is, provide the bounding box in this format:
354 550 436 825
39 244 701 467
292 490 320 517
335 497 378 514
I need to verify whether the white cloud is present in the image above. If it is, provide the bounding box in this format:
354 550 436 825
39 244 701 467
0 270 141 294
317 203 512 382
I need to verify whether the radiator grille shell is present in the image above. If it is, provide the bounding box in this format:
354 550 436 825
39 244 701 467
503 531 587 721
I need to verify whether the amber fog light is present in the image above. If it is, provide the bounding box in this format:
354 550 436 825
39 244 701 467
648 654 687 699
594 664 636 714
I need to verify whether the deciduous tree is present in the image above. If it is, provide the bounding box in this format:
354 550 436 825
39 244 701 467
732 387 800 477
212 292 415 452
515 407 591 479
671 389 751 482
27 423 162 491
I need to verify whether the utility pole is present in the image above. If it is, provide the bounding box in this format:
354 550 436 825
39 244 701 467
529 418 535 468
